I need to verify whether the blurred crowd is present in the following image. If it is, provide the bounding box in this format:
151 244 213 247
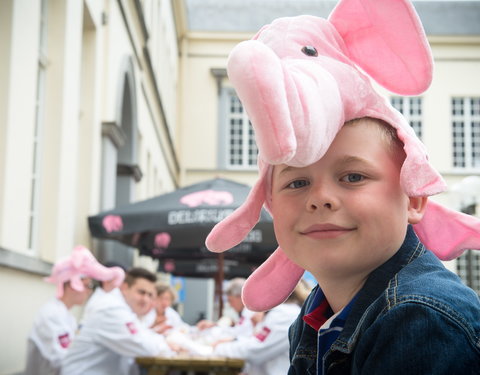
24 246 310 375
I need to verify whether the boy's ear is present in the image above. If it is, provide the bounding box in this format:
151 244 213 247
408 196 428 224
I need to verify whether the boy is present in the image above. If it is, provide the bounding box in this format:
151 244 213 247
205 0 480 373
277 117 480 373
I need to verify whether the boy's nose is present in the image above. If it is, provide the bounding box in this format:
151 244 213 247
306 185 338 211
307 201 333 211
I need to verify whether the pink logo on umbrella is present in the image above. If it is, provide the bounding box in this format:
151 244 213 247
164 260 176 273
180 190 234 207
154 232 171 249
102 215 123 233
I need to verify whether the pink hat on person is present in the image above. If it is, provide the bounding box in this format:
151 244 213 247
206 0 480 311
44 245 125 298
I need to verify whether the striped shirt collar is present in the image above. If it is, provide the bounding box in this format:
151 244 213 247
303 286 358 332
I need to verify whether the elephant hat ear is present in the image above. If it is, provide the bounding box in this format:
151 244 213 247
242 248 305 312
329 0 433 95
206 164 269 253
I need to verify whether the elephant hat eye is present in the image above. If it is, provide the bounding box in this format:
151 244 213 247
301 45 318 57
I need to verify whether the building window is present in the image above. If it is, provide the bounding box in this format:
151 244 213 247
457 250 480 295
29 0 49 251
224 91 258 169
390 96 422 139
452 97 480 169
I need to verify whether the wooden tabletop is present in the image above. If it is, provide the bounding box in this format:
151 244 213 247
136 356 245 375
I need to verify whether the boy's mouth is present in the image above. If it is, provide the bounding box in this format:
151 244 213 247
300 224 355 239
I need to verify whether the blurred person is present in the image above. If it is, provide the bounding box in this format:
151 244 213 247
24 246 124 375
61 267 175 375
197 277 254 339
81 261 127 325
142 283 187 334
212 281 308 375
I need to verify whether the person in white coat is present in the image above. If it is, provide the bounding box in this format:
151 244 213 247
197 278 255 340
80 262 127 326
141 283 188 333
61 267 175 375
212 281 309 375
24 245 125 375
24 278 93 375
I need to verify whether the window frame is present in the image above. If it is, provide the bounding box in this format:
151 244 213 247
456 249 480 296
390 96 423 140
219 88 258 171
451 97 480 170
28 0 49 253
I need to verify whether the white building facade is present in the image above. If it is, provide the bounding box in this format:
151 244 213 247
0 0 181 372
0 0 479 373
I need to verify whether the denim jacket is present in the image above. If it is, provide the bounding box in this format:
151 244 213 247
288 226 480 374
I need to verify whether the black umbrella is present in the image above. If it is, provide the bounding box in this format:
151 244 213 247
88 177 277 273
88 178 276 317
158 258 260 279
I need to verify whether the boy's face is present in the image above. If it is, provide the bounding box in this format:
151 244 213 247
271 119 424 281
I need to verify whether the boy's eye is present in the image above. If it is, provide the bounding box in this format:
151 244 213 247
341 173 364 183
287 179 309 189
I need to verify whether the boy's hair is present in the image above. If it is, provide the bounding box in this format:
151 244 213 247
124 267 157 287
345 117 406 163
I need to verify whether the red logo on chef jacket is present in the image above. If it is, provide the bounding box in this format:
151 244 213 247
126 322 138 334
255 326 271 342
58 333 71 348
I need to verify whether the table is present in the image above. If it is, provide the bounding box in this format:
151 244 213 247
136 356 245 375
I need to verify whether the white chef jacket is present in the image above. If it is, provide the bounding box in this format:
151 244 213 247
213 303 301 375
61 288 174 375
81 287 107 319
141 306 189 331
229 307 255 338
24 298 77 375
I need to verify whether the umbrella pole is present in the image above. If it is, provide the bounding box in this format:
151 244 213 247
215 253 225 319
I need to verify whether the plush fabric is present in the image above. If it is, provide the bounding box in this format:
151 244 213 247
206 0 480 311
44 245 125 298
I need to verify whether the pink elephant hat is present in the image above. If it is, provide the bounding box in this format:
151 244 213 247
44 245 125 298
206 0 480 311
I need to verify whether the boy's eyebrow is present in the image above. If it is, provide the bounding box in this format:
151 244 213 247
336 155 373 166
276 165 299 176
277 155 374 175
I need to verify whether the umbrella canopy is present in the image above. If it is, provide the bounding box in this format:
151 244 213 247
158 258 260 279
88 178 277 275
